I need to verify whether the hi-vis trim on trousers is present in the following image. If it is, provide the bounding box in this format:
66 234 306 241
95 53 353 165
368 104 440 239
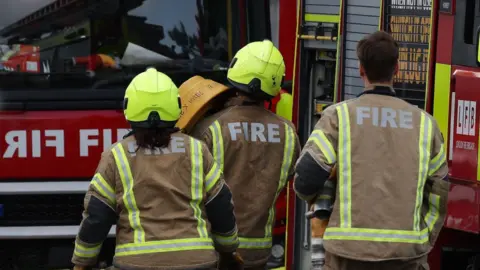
209 121 224 170
112 144 145 243
115 238 214 256
307 129 336 164
239 124 296 249
325 104 440 244
74 242 102 258
91 173 116 206
190 138 209 238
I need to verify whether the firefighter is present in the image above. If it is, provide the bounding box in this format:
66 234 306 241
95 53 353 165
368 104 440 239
293 31 449 270
186 40 301 270
71 68 242 270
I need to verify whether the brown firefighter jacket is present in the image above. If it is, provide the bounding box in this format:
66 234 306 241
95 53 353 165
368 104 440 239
191 97 301 267
294 86 449 261
71 132 239 270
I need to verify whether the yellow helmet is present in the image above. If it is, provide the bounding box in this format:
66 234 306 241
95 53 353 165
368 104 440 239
124 68 181 128
227 39 285 98
176 76 230 133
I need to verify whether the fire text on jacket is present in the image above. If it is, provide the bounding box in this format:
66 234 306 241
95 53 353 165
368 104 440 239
227 122 281 143
356 107 414 129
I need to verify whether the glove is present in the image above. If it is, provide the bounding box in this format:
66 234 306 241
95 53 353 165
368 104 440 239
218 252 244 270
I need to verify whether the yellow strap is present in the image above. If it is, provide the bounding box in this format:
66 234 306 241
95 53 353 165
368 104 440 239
74 242 102 258
115 238 214 256
428 144 446 176
308 129 337 164
90 173 115 206
205 161 222 193
112 143 145 243
336 103 352 228
190 138 209 238
209 121 224 171
413 114 433 231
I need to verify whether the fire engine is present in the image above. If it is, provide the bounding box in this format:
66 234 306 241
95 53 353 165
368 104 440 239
0 0 479 270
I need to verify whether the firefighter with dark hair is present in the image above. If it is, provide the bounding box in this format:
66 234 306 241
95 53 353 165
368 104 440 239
181 40 301 270
72 68 242 270
294 31 449 270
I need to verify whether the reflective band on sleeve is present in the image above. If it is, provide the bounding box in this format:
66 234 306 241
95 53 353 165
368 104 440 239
424 193 440 231
336 103 352 228
428 144 446 177
209 121 224 171
413 114 433 232
205 161 221 193
112 144 145 243
263 124 295 241
115 238 214 256
190 138 209 238
90 173 115 205
308 129 336 164
74 242 102 258
212 232 239 246
324 227 429 244
238 237 273 249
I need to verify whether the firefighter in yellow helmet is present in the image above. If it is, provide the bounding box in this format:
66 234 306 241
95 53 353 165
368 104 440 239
183 40 301 270
71 68 242 270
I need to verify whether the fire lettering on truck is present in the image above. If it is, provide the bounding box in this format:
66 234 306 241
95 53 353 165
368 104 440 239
79 129 130 156
2 130 65 158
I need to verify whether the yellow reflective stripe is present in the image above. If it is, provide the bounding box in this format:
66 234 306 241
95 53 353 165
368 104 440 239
190 138 208 238
209 121 224 171
413 114 432 232
90 173 115 205
212 232 239 246
205 161 221 193
308 129 336 164
336 103 352 228
238 237 272 249
428 144 446 176
265 124 295 238
115 238 214 256
424 193 440 232
74 242 102 258
324 227 429 244
112 144 145 243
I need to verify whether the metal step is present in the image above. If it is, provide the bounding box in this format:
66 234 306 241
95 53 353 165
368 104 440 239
341 0 382 100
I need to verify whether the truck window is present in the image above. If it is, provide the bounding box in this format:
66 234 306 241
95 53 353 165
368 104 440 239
0 0 249 111
452 0 480 67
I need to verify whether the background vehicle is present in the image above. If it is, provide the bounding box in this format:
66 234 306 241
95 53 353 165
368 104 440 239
286 0 480 269
0 0 294 269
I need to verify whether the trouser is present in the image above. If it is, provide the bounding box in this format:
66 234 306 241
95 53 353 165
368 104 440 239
324 252 430 270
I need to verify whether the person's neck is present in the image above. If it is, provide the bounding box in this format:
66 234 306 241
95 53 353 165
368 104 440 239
364 81 393 91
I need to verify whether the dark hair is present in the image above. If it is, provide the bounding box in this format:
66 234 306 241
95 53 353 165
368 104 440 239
131 127 179 149
356 31 399 83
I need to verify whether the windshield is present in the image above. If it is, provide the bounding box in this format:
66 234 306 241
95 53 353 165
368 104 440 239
0 0 230 90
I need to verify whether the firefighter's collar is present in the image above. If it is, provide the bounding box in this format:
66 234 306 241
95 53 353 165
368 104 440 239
357 85 396 98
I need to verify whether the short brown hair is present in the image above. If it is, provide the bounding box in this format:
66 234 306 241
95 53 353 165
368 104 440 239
356 31 399 82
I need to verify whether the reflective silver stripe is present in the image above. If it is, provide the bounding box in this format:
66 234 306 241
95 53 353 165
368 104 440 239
414 115 432 232
424 194 440 231
336 103 351 228
112 144 145 243
205 161 221 192
309 129 336 163
209 121 224 171
238 237 272 249
74 242 102 258
91 173 115 204
115 238 214 256
428 145 446 176
324 229 428 243
190 139 208 238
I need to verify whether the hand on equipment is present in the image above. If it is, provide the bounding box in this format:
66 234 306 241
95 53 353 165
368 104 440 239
218 252 244 270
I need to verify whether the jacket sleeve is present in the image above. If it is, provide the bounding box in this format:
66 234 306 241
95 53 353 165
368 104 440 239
288 125 302 179
72 151 117 267
294 106 339 202
201 142 239 253
425 119 449 245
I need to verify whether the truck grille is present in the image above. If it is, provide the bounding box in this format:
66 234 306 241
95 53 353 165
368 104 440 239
0 194 84 226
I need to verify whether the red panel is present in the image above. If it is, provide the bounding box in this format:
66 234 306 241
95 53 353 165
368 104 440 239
278 0 297 81
450 69 480 182
435 14 454 64
425 0 439 112
445 183 480 233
